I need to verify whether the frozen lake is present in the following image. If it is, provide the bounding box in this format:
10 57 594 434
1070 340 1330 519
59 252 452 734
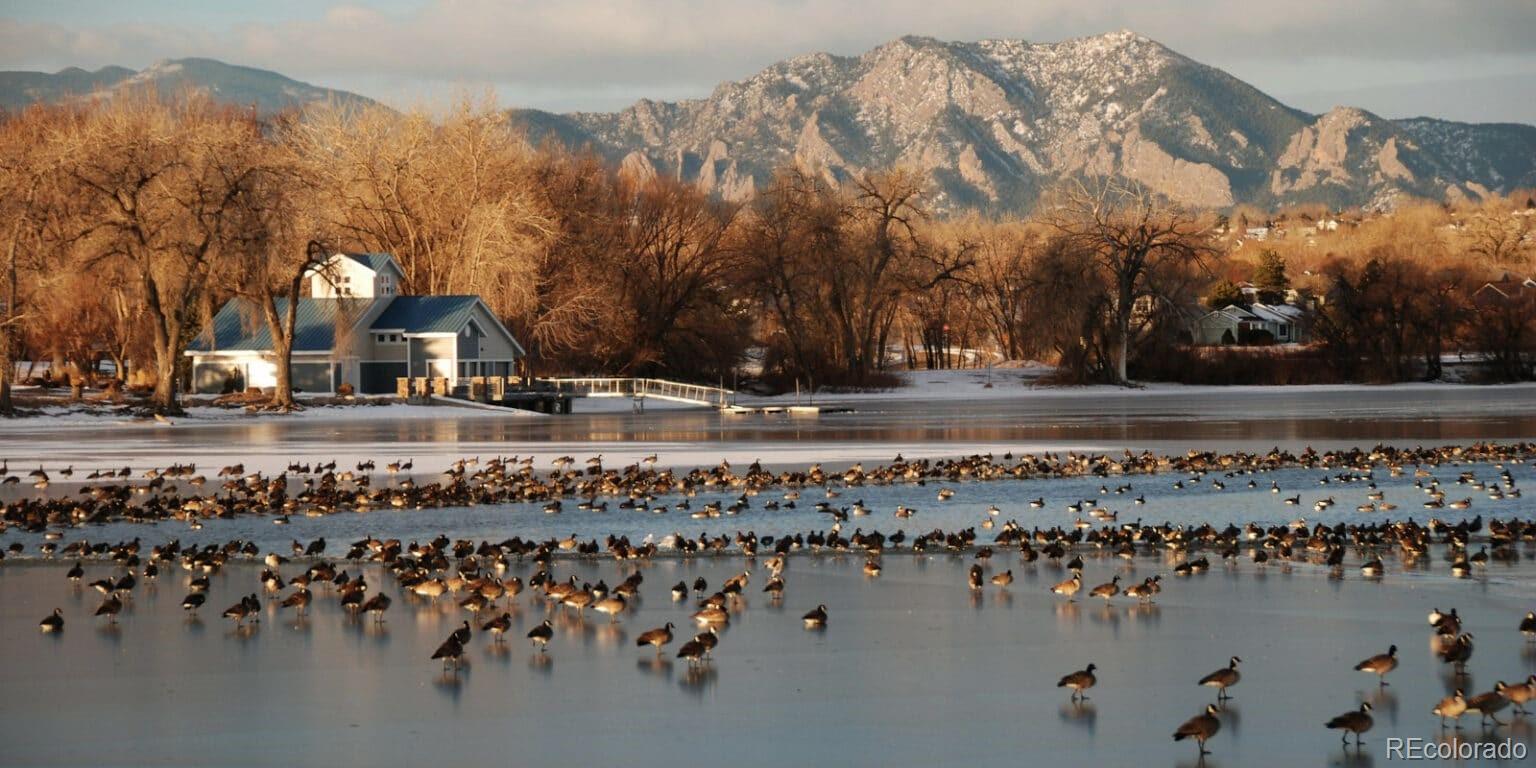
3 382 1536 476
1 552 1532 767
1 382 1534 766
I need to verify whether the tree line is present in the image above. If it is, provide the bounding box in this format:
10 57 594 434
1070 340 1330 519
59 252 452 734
0 93 1532 413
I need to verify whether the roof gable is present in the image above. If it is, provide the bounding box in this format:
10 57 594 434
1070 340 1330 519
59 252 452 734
369 295 481 334
340 253 401 275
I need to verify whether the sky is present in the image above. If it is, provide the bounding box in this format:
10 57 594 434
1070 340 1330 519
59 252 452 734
2 0 1534 124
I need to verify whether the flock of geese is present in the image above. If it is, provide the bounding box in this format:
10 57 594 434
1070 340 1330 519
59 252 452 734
6 442 1536 761
0 442 1530 534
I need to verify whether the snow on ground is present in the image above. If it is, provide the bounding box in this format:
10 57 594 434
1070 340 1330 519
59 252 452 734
737 367 1536 406
0 399 543 431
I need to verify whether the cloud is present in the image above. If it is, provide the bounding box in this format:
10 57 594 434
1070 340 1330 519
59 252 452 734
2 0 1534 119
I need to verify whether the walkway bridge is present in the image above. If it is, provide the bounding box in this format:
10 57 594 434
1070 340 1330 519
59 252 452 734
537 377 734 407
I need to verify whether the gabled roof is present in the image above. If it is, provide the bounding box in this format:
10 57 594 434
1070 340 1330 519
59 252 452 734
340 253 401 274
1247 303 1305 323
188 298 370 353
369 295 481 334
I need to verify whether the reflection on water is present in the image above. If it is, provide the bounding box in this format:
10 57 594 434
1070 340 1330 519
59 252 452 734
1059 700 1097 736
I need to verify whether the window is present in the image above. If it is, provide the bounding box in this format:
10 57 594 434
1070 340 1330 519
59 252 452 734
374 333 403 345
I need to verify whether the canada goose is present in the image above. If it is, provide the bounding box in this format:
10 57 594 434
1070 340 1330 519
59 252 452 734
968 564 984 590
222 594 259 625
1172 704 1221 757
593 595 627 623
1049 573 1082 602
1433 608 1462 636
1124 576 1158 603
411 578 447 601
1520 611 1536 641
694 627 719 658
280 587 312 617
431 635 465 669
1198 656 1242 700
39 608 64 633
863 559 882 577
95 595 122 624
1057 663 1097 701
1325 702 1374 746
1465 690 1509 727
1496 677 1534 714
676 638 708 665
527 619 554 652
360 593 391 622
692 606 729 626
561 588 594 613
990 569 1013 588
1089 575 1121 601
481 612 513 641
1439 633 1474 673
449 620 472 646
1434 689 1468 729
636 622 675 654
763 576 785 599
65 562 84 582
671 581 689 601
181 592 206 613
803 604 828 628
1353 645 1397 685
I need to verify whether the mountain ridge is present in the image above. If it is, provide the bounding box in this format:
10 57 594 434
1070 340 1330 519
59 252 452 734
0 57 373 116
511 31 1536 212
5 32 1533 212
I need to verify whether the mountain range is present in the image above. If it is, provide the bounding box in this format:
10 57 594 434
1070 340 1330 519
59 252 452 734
0 57 372 116
7 32 1535 213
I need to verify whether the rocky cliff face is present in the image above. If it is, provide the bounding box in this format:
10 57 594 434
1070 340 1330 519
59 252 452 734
512 31 1536 212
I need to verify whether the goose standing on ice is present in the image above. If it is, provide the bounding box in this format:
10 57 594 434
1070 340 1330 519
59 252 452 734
1325 702 1373 746
1057 663 1097 701
1198 656 1242 700
1173 704 1221 758
1353 645 1397 686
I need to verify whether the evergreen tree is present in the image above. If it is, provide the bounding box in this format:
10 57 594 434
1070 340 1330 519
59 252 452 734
1253 249 1290 304
1205 279 1246 309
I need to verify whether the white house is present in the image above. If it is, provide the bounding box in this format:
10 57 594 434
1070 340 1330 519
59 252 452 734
1192 303 1308 346
187 253 525 395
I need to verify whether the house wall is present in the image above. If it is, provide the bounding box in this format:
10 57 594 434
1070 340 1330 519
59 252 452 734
469 303 521 360
361 333 408 362
458 325 480 360
407 337 457 378
192 359 244 394
1194 316 1240 345
309 255 404 300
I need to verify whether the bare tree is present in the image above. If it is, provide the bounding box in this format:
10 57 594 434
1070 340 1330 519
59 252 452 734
1049 178 1213 384
614 176 741 376
0 108 65 413
59 94 264 412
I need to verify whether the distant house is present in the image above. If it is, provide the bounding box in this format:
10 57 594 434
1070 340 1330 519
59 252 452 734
186 253 524 395
1473 274 1536 307
1193 303 1308 346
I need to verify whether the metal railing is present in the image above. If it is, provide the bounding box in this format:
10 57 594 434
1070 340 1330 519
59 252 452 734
538 377 733 407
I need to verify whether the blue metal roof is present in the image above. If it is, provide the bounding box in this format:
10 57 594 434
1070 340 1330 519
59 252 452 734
188 298 368 353
369 295 481 334
341 253 399 273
